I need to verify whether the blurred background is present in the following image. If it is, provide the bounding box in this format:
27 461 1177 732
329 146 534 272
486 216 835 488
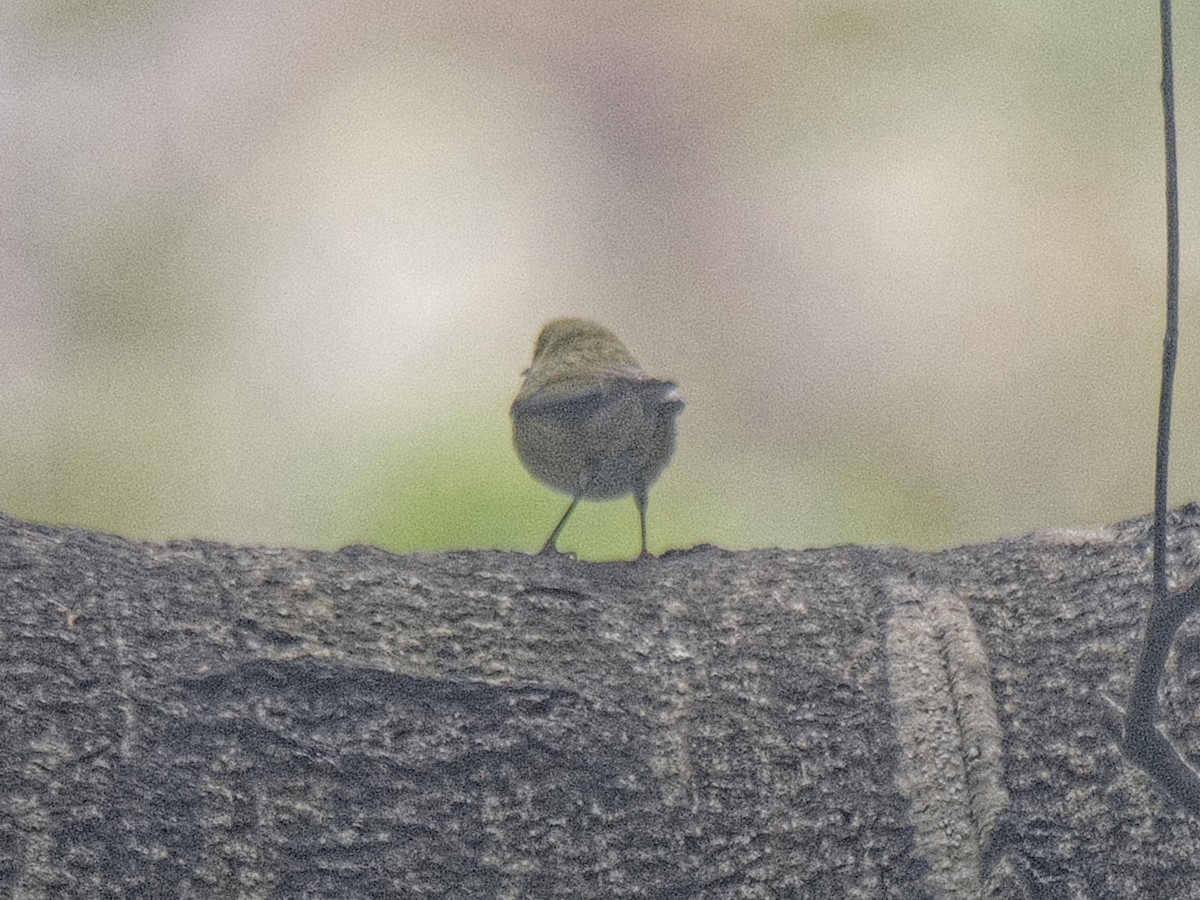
3 1 1199 560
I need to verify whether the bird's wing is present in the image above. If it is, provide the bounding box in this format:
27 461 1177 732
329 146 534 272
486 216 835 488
510 382 612 425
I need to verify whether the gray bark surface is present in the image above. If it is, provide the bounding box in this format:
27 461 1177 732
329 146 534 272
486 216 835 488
2 508 1200 898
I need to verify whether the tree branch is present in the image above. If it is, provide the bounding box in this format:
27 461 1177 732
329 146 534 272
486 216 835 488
5 510 1200 896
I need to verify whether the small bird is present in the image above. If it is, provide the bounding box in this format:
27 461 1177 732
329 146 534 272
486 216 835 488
511 318 684 558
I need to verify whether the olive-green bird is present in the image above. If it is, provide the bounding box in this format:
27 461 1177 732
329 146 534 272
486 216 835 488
511 318 684 558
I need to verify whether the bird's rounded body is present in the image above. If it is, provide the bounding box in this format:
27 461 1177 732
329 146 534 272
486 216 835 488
513 376 680 500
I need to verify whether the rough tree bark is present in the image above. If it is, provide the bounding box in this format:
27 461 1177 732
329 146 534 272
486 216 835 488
2 508 1200 899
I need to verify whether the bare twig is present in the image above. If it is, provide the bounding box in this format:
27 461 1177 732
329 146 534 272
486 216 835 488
1119 0 1200 815
1154 0 1180 605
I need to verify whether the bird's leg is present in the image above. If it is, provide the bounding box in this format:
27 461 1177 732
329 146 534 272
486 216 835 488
635 489 651 559
539 497 580 555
